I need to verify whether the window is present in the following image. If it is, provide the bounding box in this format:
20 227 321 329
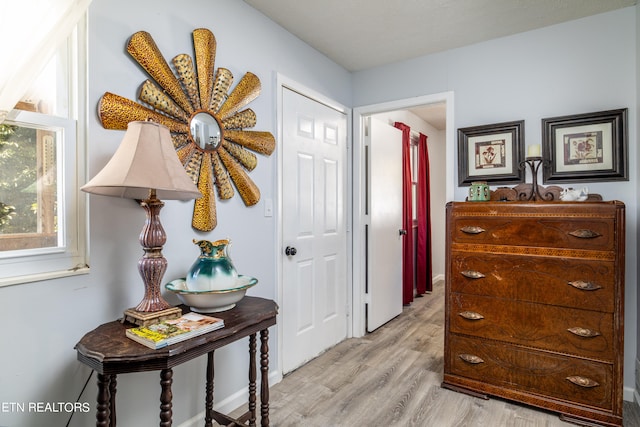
0 18 88 286
411 136 418 222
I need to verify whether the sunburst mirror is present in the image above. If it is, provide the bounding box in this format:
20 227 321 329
97 28 276 231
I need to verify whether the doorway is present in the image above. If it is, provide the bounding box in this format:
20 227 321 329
275 81 454 375
352 91 455 338
277 76 351 374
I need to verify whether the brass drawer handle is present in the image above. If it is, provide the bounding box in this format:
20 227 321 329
568 280 602 291
461 270 485 279
459 354 484 364
569 229 601 239
460 226 485 235
459 311 484 320
567 327 601 338
566 376 599 388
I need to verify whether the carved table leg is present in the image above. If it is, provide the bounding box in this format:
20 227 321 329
160 368 173 427
108 375 117 427
260 329 270 427
205 351 214 427
249 333 257 427
96 373 111 427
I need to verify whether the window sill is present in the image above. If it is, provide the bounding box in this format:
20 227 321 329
0 265 90 288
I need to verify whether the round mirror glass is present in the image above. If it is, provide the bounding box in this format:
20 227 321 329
190 111 222 150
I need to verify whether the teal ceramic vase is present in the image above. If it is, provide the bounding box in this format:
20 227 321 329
186 239 238 291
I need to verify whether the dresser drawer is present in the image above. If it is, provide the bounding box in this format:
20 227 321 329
450 214 615 251
449 293 614 360
447 334 614 410
450 251 615 312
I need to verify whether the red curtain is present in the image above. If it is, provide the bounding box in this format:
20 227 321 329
394 122 414 305
416 133 432 294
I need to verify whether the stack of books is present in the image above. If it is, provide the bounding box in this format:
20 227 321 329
126 312 224 349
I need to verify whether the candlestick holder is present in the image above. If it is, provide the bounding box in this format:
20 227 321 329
493 157 602 202
519 156 552 201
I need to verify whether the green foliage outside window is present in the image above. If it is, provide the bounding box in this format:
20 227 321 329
0 124 39 233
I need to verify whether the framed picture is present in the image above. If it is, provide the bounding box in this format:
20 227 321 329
457 120 525 186
542 108 628 183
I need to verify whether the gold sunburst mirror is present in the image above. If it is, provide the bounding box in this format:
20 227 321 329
97 28 276 231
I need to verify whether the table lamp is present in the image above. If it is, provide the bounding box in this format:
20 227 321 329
81 120 201 325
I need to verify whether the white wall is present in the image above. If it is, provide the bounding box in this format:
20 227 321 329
0 1 351 426
354 7 638 398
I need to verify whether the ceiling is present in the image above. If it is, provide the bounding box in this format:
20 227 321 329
244 0 636 129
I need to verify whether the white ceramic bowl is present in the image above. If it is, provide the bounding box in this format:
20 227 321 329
166 275 257 313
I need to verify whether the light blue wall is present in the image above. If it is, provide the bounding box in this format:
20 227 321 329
0 1 351 426
0 2 637 426
353 6 638 397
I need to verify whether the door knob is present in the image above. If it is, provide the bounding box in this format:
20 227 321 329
285 246 297 256
399 229 407 236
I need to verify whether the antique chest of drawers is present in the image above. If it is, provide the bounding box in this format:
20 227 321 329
442 201 625 426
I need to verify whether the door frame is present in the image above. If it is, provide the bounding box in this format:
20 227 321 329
352 91 455 338
276 74 353 376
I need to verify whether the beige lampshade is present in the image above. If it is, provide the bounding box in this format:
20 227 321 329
81 121 201 200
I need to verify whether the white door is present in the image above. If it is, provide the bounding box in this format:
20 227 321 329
366 117 403 332
282 87 348 373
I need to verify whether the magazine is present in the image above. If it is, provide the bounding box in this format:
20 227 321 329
126 312 224 349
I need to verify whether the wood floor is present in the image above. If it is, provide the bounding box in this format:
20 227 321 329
243 281 640 426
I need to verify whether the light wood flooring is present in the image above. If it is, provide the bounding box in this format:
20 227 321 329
238 281 640 426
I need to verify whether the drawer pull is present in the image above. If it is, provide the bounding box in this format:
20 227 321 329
567 327 601 338
461 270 485 279
460 226 485 235
459 311 484 320
568 280 602 291
566 376 599 388
459 354 484 364
569 229 601 239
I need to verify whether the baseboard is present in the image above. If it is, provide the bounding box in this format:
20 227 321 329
633 356 640 405
176 369 282 427
627 356 640 405
433 274 444 283
625 385 635 402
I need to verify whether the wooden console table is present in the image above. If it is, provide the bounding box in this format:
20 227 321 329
75 296 278 427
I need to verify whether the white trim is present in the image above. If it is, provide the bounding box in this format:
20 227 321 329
0 111 88 286
274 74 353 376
0 266 89 287
352 91 454 337
0 14 88 287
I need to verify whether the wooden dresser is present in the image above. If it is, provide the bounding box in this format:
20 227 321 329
442 201 625 426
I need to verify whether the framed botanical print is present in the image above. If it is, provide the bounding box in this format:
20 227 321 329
542 109 628 183
457 120 525 186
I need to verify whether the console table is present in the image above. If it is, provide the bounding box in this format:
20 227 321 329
75 296 278 427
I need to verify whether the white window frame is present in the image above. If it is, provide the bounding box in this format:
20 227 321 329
0 16 88 287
